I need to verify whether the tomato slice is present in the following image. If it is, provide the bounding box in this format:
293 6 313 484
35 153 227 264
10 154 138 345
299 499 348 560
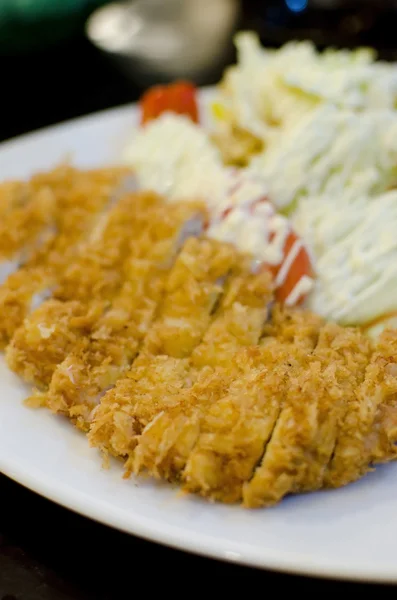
140 81 199 125
273 230 313 305
211 201 314 307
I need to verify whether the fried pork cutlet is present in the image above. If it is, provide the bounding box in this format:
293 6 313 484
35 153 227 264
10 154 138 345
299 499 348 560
0 167 130 347
299 324 372 494
6 299 104 389
39 202 206 428
88 237 239 457
179 308 322 503
261 303 324 350
111 268 274 479
0 180 29 218
324 328 397 488
6 190 161 386
121 309 397 507
0 185 56 283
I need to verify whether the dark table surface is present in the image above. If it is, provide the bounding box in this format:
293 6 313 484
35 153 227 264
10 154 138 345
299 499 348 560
2 11 397 596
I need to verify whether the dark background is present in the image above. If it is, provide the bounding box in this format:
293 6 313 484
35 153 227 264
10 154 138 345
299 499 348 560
2 1 397 596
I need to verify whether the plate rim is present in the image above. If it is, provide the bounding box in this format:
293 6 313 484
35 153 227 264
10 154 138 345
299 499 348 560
2 457 395 584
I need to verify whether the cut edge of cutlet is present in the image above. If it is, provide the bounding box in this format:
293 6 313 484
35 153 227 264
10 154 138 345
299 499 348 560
324 327 397 488
299 323 373 493
6 191 166 390
241 309 325 508
0 167 133 348
128 267 274 484
367 329 397 464
88 236 240 459
6 299 105 388
44 202 208 431
180 305 323 506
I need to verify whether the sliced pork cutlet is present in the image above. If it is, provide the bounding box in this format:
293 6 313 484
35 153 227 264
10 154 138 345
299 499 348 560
88 237 238 458
324 329 397 489
242 323 371 508
297 324 372 494
261 303 324 350
128 268 274 481
366 330 397 464
40 202 207 429
0 167 130 347
0 181 56 284
0 180 29 219
7 191 162 388
180 307 323 504
127 266 273 443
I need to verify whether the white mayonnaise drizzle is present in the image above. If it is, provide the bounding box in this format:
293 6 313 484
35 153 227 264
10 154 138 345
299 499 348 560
123 113 301 273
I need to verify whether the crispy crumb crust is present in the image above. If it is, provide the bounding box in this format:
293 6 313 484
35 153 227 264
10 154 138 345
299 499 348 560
0 166 130 347
88 237 240 455
7 191 166 387
41 202 207 428
3 166 397 509
93 269 273 475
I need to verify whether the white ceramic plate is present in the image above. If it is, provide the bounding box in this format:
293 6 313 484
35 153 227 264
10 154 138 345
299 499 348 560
1 98 397 583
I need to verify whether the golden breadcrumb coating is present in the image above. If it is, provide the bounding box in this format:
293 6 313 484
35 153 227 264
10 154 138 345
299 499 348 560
130 365 235 480
7 192 165 388
183 308 321 505
6 299 104 387
0 180 29 217
191 269 273 369
55 191 161 303
0 166 130 347
4 166 397 510
183 346 289 503
89 237 238 455
324 328 397 488
0 186 56 262
261 303 324 349
367 330 397 464
126 270 274 480
42 202 206 428
300 324 372 492
141 237 238 358
243 324 371 507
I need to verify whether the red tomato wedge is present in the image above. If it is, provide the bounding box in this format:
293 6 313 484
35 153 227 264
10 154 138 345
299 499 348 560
250 199 313 304
140 81 199 125
272 230 313 305
215 202 313 306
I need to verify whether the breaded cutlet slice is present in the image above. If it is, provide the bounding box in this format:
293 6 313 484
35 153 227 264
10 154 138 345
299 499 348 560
0 180 31 222
181 309 322 504
127 269 273 480
6 192 163 386
261 303 324 349
324 329 397 488
0 167 130 347
366 330 397 464
89 237 238 456
54 191 161 303
0 185 56 283
0 165 128 282
140 237 239 358
6 299 104 388
299 324 372 493
190 267 273 369
39 202 206 427
242 324 372 508
128 269 272 439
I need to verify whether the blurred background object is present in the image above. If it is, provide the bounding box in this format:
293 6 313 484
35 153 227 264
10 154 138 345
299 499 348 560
244 0 397 57
86 0 241 85
3 0 397 142
0 0 108 53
